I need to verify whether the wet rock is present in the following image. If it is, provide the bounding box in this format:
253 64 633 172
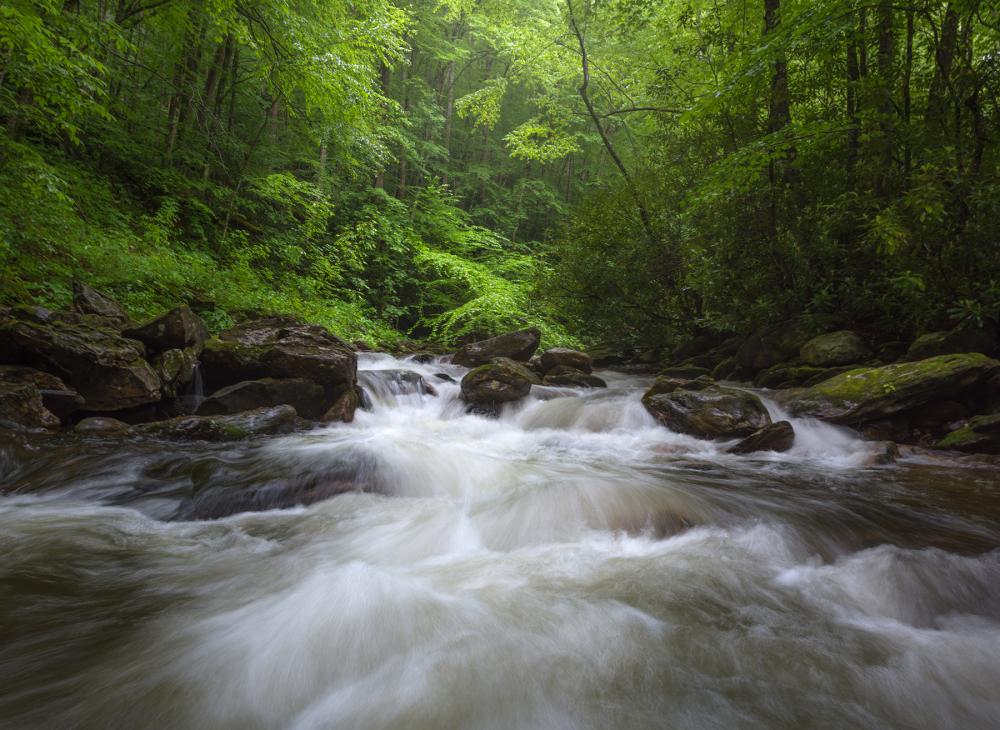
736 320 812 371
643 375 714 400
200 316 356 391
728 421 795 454
906 320 998 361
0 381 60 432
461 358 533 408
409 351 437 364
935 414 1000 454
0 365 83 422
659 365 711 380
123 306 208 355
542 371 607 388
451 328 541 367
152 347 199 399
539 348 593 374
135 405 297 441
800 331 869 367
75 416 131 435
711 356 741 381
434 372 456 383
786 353 1000 426
71 281 129 326
197 378 326 420
643 385 772 439
322 385 361 423
0 307 161 411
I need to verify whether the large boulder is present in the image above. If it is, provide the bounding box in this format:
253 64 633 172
539 348 592 374
200 317 356 392
123 306 208 355
800 331 869 366
197 378 326 420
786 353 1000 425
0 381 60 432
0 307 161 411
71 282 129 326
905 320 998 361
643 385 772 439
0 365 84 421
452 328 541 368
736 320 812 371
460 358 533 407
134 405 297 441
729 421 795 454
935 414 1000 454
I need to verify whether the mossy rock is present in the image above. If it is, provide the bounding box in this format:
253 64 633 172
935 414 1000 454
800 331 869 366
643 385 771 439
786 353 1000 425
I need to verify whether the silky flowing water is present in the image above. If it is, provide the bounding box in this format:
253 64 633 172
2 353 1000 729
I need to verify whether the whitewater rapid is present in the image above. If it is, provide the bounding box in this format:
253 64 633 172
1 353 999 729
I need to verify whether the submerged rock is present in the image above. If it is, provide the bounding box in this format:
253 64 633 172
800 331 869 367
643 385 771 439
461 358 533 409
200 316 356 391
0 307 161 411
451 328 540 367
729 421 795 454
539 347 592 374
197 378 326 419
75 416 131 435
786 353 1000 425
542 371 607 388
135 405 297 441
123 305 208 355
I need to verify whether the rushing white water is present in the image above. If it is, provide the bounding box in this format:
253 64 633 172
1 353 999 729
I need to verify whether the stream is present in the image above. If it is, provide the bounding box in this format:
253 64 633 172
2 353 1000 729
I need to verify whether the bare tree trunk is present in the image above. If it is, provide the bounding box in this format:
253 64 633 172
566 0 658 252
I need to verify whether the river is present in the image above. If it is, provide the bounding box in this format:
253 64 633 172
2 353 999 729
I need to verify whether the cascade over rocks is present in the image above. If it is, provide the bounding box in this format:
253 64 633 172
123 305 208 354
800 331 869 367
787 353 1000 425
460 357 533 411
197 378 326 420
451 328 540 367
71 282 130 326
0 306 162 411
643 384 772 439
729 421 795 454
539 348 592 374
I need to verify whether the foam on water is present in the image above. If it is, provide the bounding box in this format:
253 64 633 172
1 353 999 729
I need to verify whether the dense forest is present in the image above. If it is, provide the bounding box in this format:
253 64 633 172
2 0 999 352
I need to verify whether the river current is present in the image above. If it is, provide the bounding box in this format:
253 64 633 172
2 353 999 729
